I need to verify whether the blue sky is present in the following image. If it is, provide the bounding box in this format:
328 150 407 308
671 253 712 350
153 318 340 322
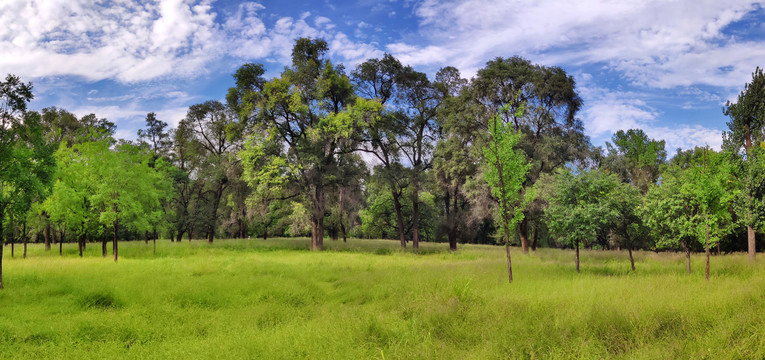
2 0 765 152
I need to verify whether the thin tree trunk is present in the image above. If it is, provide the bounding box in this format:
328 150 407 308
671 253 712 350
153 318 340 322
575 239 580 273
518 217 529 254
341 223 347 243
59 238 62 256
628 246 635 271
412 186 420 250
113 219 118 263
11 241 14 258
748 225 755 261
505 243 513 283
0 240 4 289
78 233 83 258
22 222 27 259
392 189 406 249
705 213 711 281
44 219 51 251
102 230 107 258
310 184 325 251
531 221 538 251
685 243 691 275
208 183 225 243
153 238 156 255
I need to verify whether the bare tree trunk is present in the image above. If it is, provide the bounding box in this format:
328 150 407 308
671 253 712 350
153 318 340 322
0 241 4 289
59 238 62 256
705 213 711 280
208 183 225 243
341 223 347 243
78 233 83 258
575 239 580 273
102 230 107 258
748 225 755 261
628 246 635 271
412 186 420 250
310 183 325 251
531 221 538 251
518 217 529 254
22 222 27 259
44 219 51 251
391 189 406 249
685 243 691 275
113 219 118 263
505 243 513 283
153 238 156 255
11 241 14 258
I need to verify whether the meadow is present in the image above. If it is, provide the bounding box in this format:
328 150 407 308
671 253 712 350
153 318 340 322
1 238 764 359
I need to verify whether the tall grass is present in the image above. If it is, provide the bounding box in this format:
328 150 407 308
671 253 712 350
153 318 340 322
1 238 764 359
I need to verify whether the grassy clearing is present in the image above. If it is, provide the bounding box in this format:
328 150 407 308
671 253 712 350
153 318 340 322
1 238 764 359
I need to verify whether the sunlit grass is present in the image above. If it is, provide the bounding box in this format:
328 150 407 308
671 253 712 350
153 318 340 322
1 238 764 359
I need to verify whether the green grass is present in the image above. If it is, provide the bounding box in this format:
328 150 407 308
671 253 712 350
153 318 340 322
1 238 764 359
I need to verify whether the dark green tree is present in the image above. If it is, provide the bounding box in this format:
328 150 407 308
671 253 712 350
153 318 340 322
723 67 765 260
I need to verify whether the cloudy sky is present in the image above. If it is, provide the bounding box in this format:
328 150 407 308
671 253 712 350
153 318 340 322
2 0 764 151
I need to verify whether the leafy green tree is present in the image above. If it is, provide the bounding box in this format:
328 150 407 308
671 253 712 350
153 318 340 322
604 129 666 194
609 181 651 270
233 38 381 251
473 57 586 254
546 169 620 272
0 75 56 289
644 148 734 277
483 105 531 282
432 66 485 251
179 100 243 242
352 54 410 248
723 67 765 260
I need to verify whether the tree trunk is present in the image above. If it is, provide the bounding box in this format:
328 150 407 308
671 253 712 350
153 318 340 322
518 217 530 254
531 221 538 251
113 218 118 263
748 225 755 261
412 186 420 250
310 183 325 251
102 231 107 258
505 243 513 283
391 189 406 249
0 213 4 289
341 223 347 243
153 238 156 255
575 239 580 273
685 243 691 275
208 183 225 243
628 246 635 271
11 241 14 258
0 240 4 289
59 238 62 256
705 213 711 281
22 222 27 259
44 220 51 251
78 233 83 258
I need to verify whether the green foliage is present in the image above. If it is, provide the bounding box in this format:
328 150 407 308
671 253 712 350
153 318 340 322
546 169 621 249
483 105 531 242
604 129 666 194
644 148 735 252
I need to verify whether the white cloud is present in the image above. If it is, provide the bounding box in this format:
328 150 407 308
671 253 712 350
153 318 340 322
403 0 765 88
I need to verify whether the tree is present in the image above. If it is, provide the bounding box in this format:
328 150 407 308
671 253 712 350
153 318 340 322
609 181 651 270
546 169 620 272
483 105 531 283
0 75 56 289
432 66 485 251
644 148 734 277
233 38 381 251
603 129 666 194
473 57 586 254
179 100 243 242
352 54 410 248
723 67 765 260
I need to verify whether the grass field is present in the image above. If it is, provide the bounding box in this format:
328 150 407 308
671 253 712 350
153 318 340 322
1 238 764 359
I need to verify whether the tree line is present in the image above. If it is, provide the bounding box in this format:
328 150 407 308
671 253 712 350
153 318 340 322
1 38 764 287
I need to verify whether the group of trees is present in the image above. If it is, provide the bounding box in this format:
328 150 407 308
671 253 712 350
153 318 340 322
2 38 764 287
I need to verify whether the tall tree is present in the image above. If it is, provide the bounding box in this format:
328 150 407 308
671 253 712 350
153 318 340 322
483 105 531 283
234 38 380 251
723 67 765 260
473 57 586 254
0 75 56 288
352 54 410 248
179 100 243 242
